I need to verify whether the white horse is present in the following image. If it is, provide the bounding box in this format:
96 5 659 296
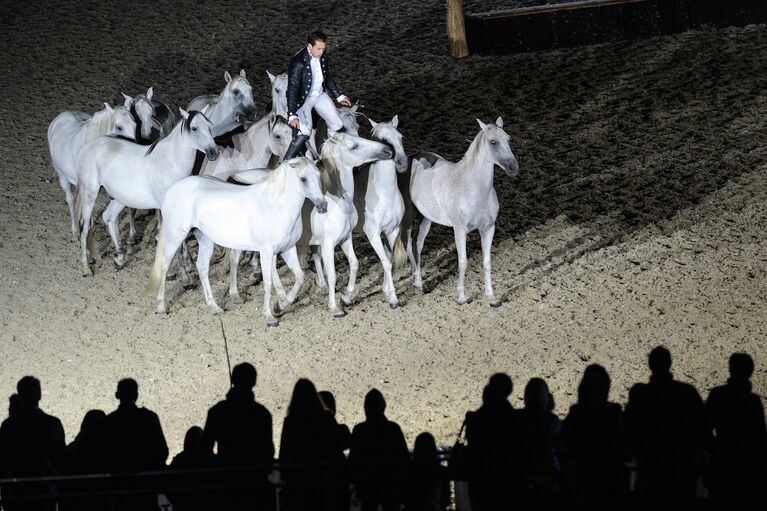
188 70 258 137
352 115 409 308
303 133 393 317
409 117 519 306
123 87 176 142
145 157 328 327
75 108 219 276
47 102 137 238
200 112 293 179
267 70 288 118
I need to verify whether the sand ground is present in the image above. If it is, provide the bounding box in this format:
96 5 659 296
0 0 765 457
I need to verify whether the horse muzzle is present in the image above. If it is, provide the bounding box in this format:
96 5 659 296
502 156 519 178
378 147 394 160
314 199 328 214
206 148 220 161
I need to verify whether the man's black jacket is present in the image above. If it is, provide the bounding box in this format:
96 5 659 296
287 47 344 119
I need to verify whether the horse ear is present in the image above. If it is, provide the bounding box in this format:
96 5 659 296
121 92 133 109
368 118 378 129
146 87 154 100
391 115 399 128
179 107 190 120
104 103 115 113
239 69 247 78
200 104 210 115
266 70 276 83
476 118 487 130
495 117 503 128
288 158 302 168
224 71 232 83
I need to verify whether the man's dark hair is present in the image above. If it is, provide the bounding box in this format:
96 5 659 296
307 30 328 46
729 352 754 380
364 388 386 419
648 346 672 374
231 362 257 389
116 378 139 403
17 376 41 406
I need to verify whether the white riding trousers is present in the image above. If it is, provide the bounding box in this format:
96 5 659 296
297 92 343 136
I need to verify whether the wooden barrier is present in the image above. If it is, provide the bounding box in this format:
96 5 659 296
465 0 767 54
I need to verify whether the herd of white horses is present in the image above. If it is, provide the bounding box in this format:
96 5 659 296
47 69 519 326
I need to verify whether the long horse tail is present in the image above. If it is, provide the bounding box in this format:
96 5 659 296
392 235 407 271
143 226 166 297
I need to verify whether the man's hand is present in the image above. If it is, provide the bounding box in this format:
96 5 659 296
289 117 300 129
338 96 352 107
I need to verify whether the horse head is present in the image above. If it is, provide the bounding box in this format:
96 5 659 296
288 157 327 213
267 70 289 118
224 69 258 121
126 87 163 140
321 132 393 170
338 105 361 136
369 115 407 172
104 103 138 141
477 117 519 178
180 107 219 161
268 114 294 161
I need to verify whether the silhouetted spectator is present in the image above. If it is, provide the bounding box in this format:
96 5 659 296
0 376 66 511
625 346 708 507
60 410 108 511
319 390 352 509
705 352 767 506
202 362 274 510
515 377 562 502
280 379 344 510
8 393 22 418
465 373 518 511
562 364 624 509
166 426 217 511
104 378 168 511
403 432 449 511
349 389 409 511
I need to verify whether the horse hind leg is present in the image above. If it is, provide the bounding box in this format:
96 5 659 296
340 235 359 307
259 251 279 327
321 241 345 317
193 232 224 315
453 227 470 305
102 200 127 268
274 247 305 316
55 172 78 239
78 190 99 276
479 224 500 307
312 250 327 289
365 223 399 308
227 249 245 304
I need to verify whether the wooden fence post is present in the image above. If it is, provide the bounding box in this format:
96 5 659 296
447 0 470 58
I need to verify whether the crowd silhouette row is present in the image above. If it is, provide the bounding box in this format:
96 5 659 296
0 346 764 511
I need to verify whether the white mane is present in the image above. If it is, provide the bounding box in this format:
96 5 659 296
84 107 115 142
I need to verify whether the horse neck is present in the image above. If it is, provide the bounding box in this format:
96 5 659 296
152 127 198 177
207 94 237 136
335 160 356 201
245 116 273 166
369 159 397 191
459 136 496 194
84 110 111 141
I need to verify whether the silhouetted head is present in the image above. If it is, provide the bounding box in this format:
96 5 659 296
578 364 611 407
183 426 204 451
486 372 513 404
231 362 257 389
17 376 41 408
729 352 754 381
115 378 139 404
319 390 337 416
413 432 438 465
648 346 672 375
288 378 324 417
79 409 107 437
524 377 551 412
364 389 386 420
8 394 22 417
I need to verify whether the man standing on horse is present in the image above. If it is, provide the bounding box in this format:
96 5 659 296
284 30 352 159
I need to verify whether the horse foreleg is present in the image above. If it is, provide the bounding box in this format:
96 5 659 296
274 247 305 316
340 235 358 307
479 223 500 307
321 241 344 317
250 251 262 280
365 224 398 308
194 233 223 315
453 227 469 305
228 249 243 303
259 251 279 327
102 199 127 268
156 233 184 315
127 209 137 244
413 217 432 291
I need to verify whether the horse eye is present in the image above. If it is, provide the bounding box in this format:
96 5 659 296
117 126 123 131
192 126 198 132
351 144 358 150
490 139 497 145
300 177 307 183
275 89 281 93
234 90 241 96
275 135 281 140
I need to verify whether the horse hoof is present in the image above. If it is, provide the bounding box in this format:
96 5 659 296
82 269 93 278
267 318 280 328
412 284 424 294
273 302 285 316
389 301 399 309
230 294 245 305
332 309 347 318
489 298 502 308
341 295 352 306
211 306 225 316
456 298 468 306
113 261 124 271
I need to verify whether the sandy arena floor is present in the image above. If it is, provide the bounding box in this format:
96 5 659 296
0 0 765 457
